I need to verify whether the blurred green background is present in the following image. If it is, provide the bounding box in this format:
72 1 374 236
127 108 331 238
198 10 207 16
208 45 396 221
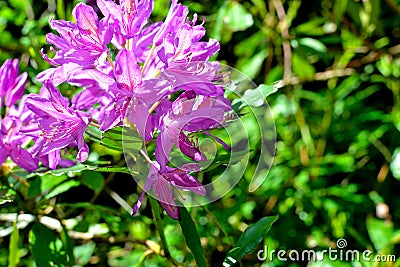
1 0 400 266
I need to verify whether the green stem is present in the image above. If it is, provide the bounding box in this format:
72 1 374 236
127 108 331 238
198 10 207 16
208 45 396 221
149 197 170 258
148 192 183 266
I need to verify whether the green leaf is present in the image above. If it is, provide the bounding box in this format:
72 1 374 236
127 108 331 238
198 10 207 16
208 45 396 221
29 223 68 267
8 222 20 267
376 55 392 77
90 166 131 174
86 126 143 152
81 171 105 193
0 186 16 205
27 177 42 198
249 84 278 103
294 18 327 36
211 2 228 40
333 75 360 100
297 37 327 53
101 126 125 151
390 148 400 180
56 0 65 20
223 215 278 266
250 0 267 17
32 164 90 177
121 124 145 154
366 217 393 251
74 242 96 266
40 174 69 193
224 2 254 32
333 0 348 24
85 125 103 143
292 52 315 81
60 226 74 266
237 49 268 79
31 164 131 177
234 32 265 57
232 83 278 111
178 206 206 267
45 180 80 199
56 202 123 215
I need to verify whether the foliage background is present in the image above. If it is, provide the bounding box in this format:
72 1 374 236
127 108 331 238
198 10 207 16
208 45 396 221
1 0 400 266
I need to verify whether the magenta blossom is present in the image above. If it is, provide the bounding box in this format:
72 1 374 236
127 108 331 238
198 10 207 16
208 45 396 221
133 161 205 219
97 0 154 42
0 59 27 108
97 49 144 131
153 0 188 46
0 117 38 171
155 90 231 169
41 3 113 67
35 150 75 170
27 0 234 220
99 49 171 140
24 81 91 162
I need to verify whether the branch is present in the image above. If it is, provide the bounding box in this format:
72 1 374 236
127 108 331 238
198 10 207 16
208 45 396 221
273 0 292 78
276 42 400 88
385 0 400 14
276 68 356 88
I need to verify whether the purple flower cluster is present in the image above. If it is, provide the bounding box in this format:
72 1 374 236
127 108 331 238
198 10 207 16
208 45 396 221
0 60 75 171
0 59 37 171
0 0 232 219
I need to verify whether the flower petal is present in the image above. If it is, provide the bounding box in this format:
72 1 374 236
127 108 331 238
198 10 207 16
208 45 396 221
10 147 38 171
5 72 27 107
153 176 179 219
178 132 206 161
132 191 146 216
153 0 188 46
73 3 99 35
155 131 174 171
125 100 154 141
115 49 142 92
164 165 206 196
76 135 89 162
0 146 7 166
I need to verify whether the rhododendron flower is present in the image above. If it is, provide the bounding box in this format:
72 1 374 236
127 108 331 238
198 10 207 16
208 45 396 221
133 162 205 219
41 3 113 67
155 90 231 169
25 81 91 162
97 0 154 42
0 117 38 171
26 0 234 219
35 150 75 170
0 59 27 107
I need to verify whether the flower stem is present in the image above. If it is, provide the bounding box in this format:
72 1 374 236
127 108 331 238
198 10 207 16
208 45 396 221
107 54 115 70
149 196 170 257
139 149 153 165
149 199 183 266
89 122 100 128
148 100 162 114
126 38 132 51
142 44 156 75
5 106 9 118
